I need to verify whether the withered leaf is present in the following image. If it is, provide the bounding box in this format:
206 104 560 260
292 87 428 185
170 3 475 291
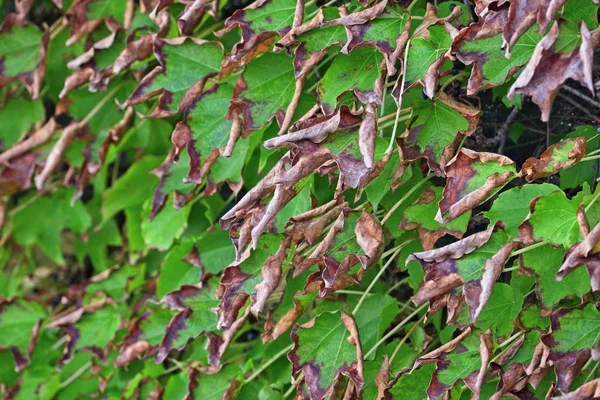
155 278 220 363
558 221 600 291
437 148 516 223
289 310 364 400
520 137 586 182
508 22 594 122
216 234 290 329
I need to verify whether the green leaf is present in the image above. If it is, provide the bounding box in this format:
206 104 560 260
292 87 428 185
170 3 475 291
12 189 91 264
522 189 586 248
141 197 191 251
352 293 399 360
389 363 435 398
547 303 600 354
484 183 559 237
405 25 452 84
235 52 296 130
560 126 599 189
456 26 542 92
401 186 470 249
156 239 201 299
189 364 241 400
0 98 45 148
365 150 400 211
475 283 523 336
289 310 363 400
156 278 221 362
0 300 46 369
318 47 383 113
102 156 162 222
520 244 590 310
0 23 45 95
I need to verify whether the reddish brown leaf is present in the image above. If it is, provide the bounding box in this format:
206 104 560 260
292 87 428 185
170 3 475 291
553 378 600 400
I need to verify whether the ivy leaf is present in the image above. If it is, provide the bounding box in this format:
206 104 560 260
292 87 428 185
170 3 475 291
438 149 516 223
410 225 518 323
289 310 364 400
318 46 383 113
474 282 523 336
519 188 587 248
401 93 480 174
406 24 453 97
217 234 289 329
0 21 48 98
520 244 590 312
415 328 493 399
0 300 47 371
508 22 594 121
483 183 559 237
454 25 542 94
12 188 91 264
400 186 470 250
344 5 410 75
156 277 221 363
124 38 223 117
560 126 599 189
542 303 600 393
188 364 241 400
520 137 586 182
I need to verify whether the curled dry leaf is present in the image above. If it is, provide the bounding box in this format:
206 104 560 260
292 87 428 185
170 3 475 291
437 148 516 223
155 278 220 363
263 106 362 149
508 22 594 122
558 221 600 291
216 234 290 330
520 137 586 182
288 310 364 400
553 377 600 400
0 118 56 164
409 222 517 324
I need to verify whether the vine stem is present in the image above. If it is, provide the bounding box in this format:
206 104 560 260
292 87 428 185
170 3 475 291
60 361 92 388
352 247 401 314
389 314 426 363
381 174 433 225
243 344 293 384
387 38 411 153
364 302 428 359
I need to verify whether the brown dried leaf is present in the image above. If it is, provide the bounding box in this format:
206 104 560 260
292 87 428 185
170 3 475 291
508 22 594 122
520 137 587 182
553 378 600 400
437 148 516 223
558 221 600 291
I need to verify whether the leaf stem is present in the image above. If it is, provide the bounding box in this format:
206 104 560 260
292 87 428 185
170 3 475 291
60 361 92 388
389 314 426 363
511 240 548 257
381 174 433 225
364 302 428 359
387 38 411 153
352 247 401 315
243 344 293 384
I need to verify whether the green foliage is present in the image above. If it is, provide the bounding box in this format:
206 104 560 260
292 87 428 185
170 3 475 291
1 0 600 398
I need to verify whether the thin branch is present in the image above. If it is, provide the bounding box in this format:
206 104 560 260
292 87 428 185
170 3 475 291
497 107 519 154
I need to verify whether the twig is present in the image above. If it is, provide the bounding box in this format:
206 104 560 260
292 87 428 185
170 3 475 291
562 85 600 109
558 93 596 119
497 107 519 154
